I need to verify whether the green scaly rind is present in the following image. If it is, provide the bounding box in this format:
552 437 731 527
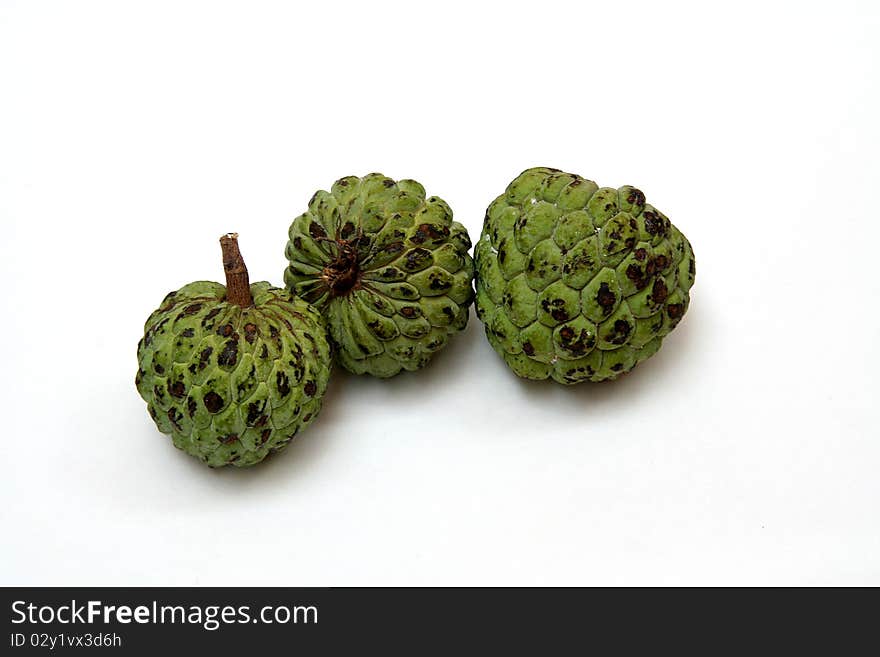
135 281 331 466
474 167 695 384
284 173 474 377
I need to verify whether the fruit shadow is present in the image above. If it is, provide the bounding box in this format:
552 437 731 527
356 311 489 394
206 311 487 485
203 296 710 485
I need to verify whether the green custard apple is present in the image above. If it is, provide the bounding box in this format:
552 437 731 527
475 167 696 384
136 234 332 467
284 173 474 377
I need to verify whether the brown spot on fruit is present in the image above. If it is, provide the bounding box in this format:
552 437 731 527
308 222 327 239
400 306 417 318
522 341 535 356
168 381 185 398
217 340 239 367
276 372 291 397
187 397 197 418
643 211 666 237
596 283 616 311
201 307 222 328
634 248 647 261
259 429 272 446
217 323 234 337
667 303 684 319
651 278 668 305
541 298 570 321
429 274 452 291
304 381 317 397
404 248 432 271
410 223 449 245
167 408 182 431
654 255 669 270
244 323 258 343
181 328 195 338
182 303 203 316
198 346 213 370
627 188 646 207
218 433 239 445
246 401 266 426
626 264 648 290
382 242 405 256
608 319 632 345
203 391 224 413
559 326 593 356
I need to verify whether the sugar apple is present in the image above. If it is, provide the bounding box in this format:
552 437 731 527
136 234 332 467
475 167 696 384
284 173 474 377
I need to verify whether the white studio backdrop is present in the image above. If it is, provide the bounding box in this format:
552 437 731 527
0 0 878 585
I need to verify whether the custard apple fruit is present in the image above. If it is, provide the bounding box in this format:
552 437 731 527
136 234 331 467
475 167 696 384
284 173 474 377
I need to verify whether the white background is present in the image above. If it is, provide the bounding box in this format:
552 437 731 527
1 0 878 586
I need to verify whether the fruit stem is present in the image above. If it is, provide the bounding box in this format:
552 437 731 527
219 233 254 308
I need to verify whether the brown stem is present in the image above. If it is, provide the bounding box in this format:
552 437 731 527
219 233 254 307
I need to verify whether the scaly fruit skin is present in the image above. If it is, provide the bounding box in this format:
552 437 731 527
284 173 474 377
135 281 331 467
475 167 696 384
